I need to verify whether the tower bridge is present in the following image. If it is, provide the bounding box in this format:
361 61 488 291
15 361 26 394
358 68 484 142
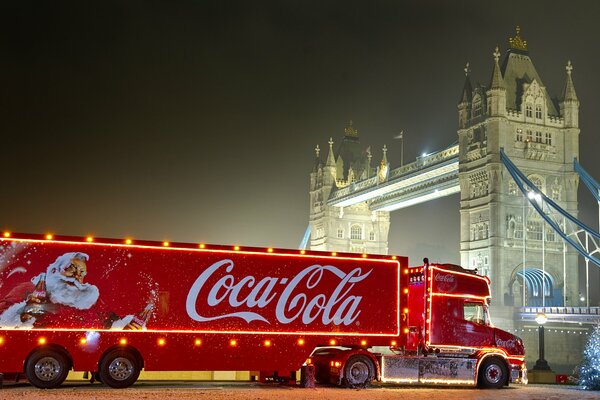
308 28 594 370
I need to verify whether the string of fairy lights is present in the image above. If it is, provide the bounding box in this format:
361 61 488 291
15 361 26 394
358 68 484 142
505 328 591 335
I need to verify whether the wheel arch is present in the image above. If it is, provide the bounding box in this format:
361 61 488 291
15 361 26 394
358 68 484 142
24 344 73 374
337 349 380 382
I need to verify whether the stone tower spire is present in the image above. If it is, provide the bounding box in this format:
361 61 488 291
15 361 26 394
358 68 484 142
458 62 473 128
487 46 506 117
560 61 579 128
325 137 336 167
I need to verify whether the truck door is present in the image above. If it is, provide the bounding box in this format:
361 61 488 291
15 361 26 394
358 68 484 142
455 300 494 347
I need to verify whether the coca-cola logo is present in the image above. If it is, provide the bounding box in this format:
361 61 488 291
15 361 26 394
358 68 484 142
186 259 372 326
435 274 456 283
495 338 517 349
433 273 458 292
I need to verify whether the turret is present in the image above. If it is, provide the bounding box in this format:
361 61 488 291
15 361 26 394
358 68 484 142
560 60 579 128
487 47 506 117
323 137 337 190
458 62 473 128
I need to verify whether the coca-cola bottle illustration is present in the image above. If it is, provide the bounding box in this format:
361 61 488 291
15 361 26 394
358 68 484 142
123 303 154 330
21 273 49 322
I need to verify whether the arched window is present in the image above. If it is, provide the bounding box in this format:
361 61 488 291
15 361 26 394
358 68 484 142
350 225 362 240
525 104 533 118
528 175 544 193
535 105 542 119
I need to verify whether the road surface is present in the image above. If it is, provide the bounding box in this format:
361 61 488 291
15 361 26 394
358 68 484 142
0 382 598 400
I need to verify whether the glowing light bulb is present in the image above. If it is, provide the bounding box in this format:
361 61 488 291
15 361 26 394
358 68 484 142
3 232 10 238
86 236 94 242
163 241 170 247
125 239 133 245
45 234 53 240
194 339 202 346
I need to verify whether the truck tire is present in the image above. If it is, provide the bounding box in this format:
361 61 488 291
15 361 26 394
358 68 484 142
478 357 507 389
343 355 375 388
98 349 141 388
25 348 70 389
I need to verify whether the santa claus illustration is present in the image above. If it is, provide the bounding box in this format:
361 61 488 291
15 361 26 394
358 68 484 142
0 252 152 329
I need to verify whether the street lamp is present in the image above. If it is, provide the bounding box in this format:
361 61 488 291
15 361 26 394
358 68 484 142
532 312 552 371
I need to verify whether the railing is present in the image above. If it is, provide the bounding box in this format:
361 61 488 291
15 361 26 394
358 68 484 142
327 144 459 205
521 306 600 315
519 306 600 325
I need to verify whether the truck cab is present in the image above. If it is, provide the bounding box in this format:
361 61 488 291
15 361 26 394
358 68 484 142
312 261 527 388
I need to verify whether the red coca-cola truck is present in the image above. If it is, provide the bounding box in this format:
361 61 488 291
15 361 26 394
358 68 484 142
0 232 527 389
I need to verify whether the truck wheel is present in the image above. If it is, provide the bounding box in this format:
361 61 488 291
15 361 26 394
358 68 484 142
343 355 375 388
25 349 70 389
99 349 141 388
478 357 507 389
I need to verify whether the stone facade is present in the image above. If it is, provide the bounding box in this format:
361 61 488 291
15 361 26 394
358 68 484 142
457 31 580 324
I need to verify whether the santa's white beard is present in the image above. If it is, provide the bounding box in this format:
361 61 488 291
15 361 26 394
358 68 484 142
45 272 99 310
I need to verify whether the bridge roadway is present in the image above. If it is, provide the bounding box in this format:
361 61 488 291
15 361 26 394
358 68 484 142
327 144 459 212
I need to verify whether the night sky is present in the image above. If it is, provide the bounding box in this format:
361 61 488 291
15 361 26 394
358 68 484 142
2 1 600 279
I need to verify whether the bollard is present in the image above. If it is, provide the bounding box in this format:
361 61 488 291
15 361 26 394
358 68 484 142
300 365 315 388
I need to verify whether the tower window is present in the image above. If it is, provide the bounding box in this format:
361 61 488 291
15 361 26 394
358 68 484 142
350 225 362 240
535 105 542 119
535 131 542 143
545 132 552 145
527 221 543 241
369 231 375 241
526 104 533 118
337 229 344 239
526 130 533 142
516 129 523 142
473 101 482 118
514 216 524 239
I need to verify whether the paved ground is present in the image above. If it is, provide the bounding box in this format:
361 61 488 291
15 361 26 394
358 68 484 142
0 382 599 400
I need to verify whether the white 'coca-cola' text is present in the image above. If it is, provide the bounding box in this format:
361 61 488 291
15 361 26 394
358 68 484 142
185 260 372 325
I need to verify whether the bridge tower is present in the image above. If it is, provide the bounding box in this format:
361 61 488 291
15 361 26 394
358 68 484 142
458 27 580 310
309 122 390 254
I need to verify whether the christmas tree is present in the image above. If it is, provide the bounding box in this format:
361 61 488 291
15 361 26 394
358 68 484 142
579 324 600 390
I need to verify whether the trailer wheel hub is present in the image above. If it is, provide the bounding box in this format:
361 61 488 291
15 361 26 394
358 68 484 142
34 357 62 382
108 357 135 381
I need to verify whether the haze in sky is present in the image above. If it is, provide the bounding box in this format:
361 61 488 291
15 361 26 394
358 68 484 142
1 1 599 299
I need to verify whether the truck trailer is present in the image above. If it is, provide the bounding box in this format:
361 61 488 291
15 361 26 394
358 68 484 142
0 232 527 389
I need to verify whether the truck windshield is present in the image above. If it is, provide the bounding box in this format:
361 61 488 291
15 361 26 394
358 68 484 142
463 302 488 325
